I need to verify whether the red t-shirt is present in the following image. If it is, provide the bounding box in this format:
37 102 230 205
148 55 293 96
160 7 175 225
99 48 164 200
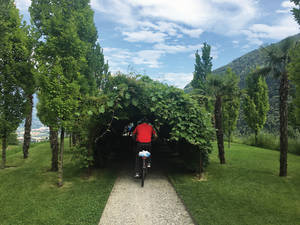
133 123 156 143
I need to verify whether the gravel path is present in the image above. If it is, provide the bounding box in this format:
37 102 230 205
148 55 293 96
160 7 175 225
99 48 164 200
98 167 195 225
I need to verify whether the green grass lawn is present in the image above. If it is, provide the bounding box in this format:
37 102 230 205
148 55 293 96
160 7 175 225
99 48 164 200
169 142 300 225
0 142 116 225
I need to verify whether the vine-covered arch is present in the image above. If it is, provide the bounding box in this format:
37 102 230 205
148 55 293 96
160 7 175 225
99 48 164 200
72 74 213 174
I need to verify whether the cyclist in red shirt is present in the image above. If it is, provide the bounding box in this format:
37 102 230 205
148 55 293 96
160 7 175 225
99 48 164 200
132 118 157 178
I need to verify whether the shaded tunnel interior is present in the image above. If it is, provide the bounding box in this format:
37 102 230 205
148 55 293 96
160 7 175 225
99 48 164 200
92 109 201 173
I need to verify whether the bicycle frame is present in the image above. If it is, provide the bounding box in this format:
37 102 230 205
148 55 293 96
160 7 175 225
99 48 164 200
138 150 151 187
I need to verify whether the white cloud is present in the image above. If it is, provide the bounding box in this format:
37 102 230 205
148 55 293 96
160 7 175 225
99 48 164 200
122 30 167 43
242 2 299 46
104 43 211 70
211 45 219 60
153 43 219 61
103 47 164 70
281 1 295 8
91 0 259 35
241 44 251 51
132 50 164 68
128 0 213 26
241 30 264 45
102 47 134 72
128 0 257 31
154 43 201 54
119 20 204 44
139 21 204 38
153 22 179 36
244 15 299 41
155 72 193 89
103 43 219 71
91 0 138 27
179 27 203 38
276 0 295 13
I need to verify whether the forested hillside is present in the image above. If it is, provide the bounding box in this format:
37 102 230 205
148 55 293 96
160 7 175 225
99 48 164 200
213 33 300 86
185 33 300 134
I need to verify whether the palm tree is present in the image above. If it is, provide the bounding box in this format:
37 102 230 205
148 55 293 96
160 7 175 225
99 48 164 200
260 38 295 176
207 69 239 164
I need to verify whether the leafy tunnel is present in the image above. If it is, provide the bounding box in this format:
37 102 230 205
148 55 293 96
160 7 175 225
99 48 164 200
72 74 213 174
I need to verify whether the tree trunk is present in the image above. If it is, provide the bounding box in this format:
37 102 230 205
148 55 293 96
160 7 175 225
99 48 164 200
49 126 59 171
58 127 65 187
255 130 258 146
69 133 72 148
215 96 225 164
23 94 33 159
199 151 203 179
72 133 76 146
1 136 7 169
228 130 231 149
279 72 288 177
87 130 96 176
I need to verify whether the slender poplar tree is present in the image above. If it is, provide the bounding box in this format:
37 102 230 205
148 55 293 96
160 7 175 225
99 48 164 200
30 0 84 186
30 0 108 185
191 42 212 92
222 68 240 148
22 28 36 159
242 70 269 145
0 0 29 168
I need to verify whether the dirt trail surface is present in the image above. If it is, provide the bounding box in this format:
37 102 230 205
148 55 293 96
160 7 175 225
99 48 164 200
98 168 194 225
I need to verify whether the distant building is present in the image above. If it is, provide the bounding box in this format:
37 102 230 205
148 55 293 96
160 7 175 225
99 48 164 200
17 126 49 143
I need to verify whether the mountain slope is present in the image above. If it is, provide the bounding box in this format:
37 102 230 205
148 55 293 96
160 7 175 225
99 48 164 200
213 33 300 88
185 33 300 91
184 33 300 133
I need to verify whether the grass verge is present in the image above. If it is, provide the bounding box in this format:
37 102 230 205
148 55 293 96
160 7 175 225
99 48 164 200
0 142 116 225
168 142 300 225
234 131 300 155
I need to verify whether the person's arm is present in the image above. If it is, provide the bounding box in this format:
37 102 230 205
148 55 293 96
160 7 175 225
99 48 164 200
132 127 137 141
152 127 157 140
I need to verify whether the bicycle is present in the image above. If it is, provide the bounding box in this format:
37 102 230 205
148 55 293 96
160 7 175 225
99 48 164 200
138 150 151 187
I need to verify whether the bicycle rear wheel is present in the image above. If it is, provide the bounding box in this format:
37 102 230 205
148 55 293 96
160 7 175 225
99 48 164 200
141 158 146 187
141 168 145 187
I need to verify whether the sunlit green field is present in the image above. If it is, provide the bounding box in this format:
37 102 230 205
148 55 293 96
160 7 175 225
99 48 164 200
169 142 300 225
0 142 116 225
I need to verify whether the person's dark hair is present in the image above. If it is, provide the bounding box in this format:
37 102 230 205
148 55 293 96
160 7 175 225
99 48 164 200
141 117 149 123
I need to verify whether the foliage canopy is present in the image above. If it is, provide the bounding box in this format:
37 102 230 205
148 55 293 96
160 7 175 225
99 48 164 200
73 74 214 170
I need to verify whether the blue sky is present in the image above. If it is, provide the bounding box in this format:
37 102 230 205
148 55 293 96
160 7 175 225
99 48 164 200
16 0 299 88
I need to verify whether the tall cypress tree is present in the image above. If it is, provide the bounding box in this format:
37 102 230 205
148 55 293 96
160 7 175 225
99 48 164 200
90 43 110 91
191 42 212 92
